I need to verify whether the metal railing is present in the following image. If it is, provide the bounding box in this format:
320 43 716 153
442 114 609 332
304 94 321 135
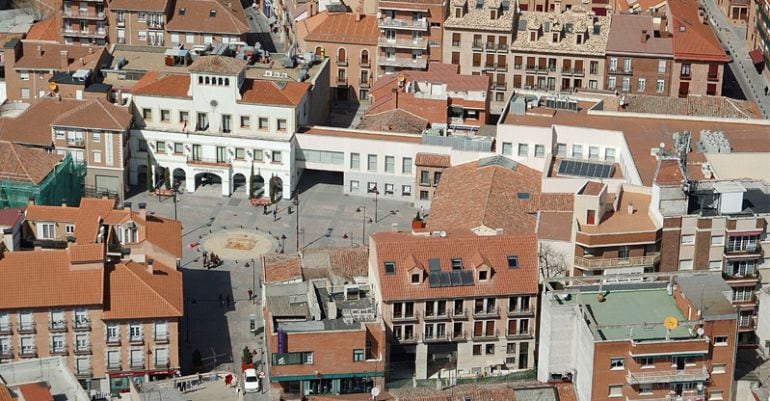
19 346 37 358
336 58 348 66
377 17 428 30
155 360 171 368
423 309 450 320
422 333 450 342
107 361 122 371
452 308 469 319
0 323 10 335
392 334 420 344
129 335 144 345
471 329 499 340
18 322 35 334
574 253 660 270
74 344 92 355
472 306 500 318
154 333 169 343
75 367 93 377
507 307 533 317
130 360 145 369
626 366 709 385
506 328 534 339
392 311 420 321
377 37 428 49
49 320 67 332
725 243 760 254
187 157 231 167
50 345 68 355
106 336 120 345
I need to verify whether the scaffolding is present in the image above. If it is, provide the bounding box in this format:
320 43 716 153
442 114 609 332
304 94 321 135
0 154 85 208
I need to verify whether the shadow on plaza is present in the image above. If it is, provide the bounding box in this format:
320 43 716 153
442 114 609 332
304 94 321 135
295 170 344 193
180 268 236 374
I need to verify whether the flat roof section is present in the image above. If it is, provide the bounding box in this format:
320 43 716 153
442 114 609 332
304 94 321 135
577 190 657 234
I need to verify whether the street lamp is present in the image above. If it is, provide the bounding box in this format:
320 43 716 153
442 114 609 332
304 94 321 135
342 232 354 246
368 185 380 223
294 191 300 251
356 207 368 245
172 189 178 221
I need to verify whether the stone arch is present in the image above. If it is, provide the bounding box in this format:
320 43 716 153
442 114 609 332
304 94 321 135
172 168 186 190
269 175 283 203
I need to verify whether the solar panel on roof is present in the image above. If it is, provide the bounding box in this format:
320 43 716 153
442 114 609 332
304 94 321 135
558 160 613 178
429 258 441 272
450 271 463 287
439 272 451 287
461 270 474 286
429 272 441 288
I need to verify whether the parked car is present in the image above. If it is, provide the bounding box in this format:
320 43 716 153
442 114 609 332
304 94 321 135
243 368 260 393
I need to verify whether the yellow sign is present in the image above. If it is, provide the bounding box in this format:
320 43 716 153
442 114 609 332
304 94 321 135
663 316 678 330
49 82 58 92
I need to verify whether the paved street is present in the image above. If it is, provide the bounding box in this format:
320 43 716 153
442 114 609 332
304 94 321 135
126 174 415 400
701 0 770 118
244 3 286 53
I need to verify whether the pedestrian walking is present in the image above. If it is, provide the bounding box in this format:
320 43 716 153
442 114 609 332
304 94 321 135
248 289 253 300
765 86 769 96
219 293 224 306
273 208 277 221
263 205 268 215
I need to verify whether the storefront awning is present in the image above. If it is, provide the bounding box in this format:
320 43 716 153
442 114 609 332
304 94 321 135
749 49 764 65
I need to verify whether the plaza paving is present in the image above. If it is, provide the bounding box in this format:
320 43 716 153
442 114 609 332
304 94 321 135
125 175 416 400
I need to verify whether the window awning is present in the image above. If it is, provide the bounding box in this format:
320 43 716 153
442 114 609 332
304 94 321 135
749 49 764 65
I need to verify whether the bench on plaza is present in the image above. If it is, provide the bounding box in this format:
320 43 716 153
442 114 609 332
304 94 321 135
155 188 175 197
250 198 271 206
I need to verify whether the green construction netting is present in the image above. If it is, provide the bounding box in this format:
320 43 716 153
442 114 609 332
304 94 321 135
0 154 85 208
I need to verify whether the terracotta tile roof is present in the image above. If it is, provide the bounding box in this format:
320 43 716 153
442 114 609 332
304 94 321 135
667 0 729 61
14 42 105 71
581 180 605 196
0 384 13 401
25 13 61 42
0 208 24 227
366 83 448 126
301 246 370 279
517 192 574 213
0 249 104 309
655 158 685 186
69 243 105 263
415 153 451 168
166 0 249 35
304 13 379 45
263 254 303 283
142 214 183 258
555 383 577 401
616 0 666 12
188 55 247 75
297 12 330 44
357 108 429 134
578 190 657 233
52 98 132 131
615 95 759 119
0 98 88 147
17 383 52 401
0 33 24 48
240 79 310 106
103 260 183 319
298 126 423 143
130 72 192 98
73 198 119 243
0 142 62 184
427 156 568 234
109 0 170 11
371 232 538 302
606 14 672 55
537 211 573 241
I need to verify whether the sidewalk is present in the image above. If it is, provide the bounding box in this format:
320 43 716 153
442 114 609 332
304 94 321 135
701 0 770 118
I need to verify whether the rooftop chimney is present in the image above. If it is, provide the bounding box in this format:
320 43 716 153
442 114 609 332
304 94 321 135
641 30 648 43
138 202 147 219
355 0 363 21
61 201 67 207
123 201 132 211
59 50 69 72
146 258 154 274
36 45 42 57
309 0 318 16
27 197 35 206
627 202 636 215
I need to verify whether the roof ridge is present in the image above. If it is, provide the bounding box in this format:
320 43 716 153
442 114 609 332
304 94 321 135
94 98 125 129
123 261 182 315
8 143 34 182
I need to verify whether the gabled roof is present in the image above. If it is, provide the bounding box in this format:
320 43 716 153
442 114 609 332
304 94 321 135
0 249 104 309
103 261 183 319
0 208 24 228
142 214 183 259
240 79 310 106
17 383 52 401
109 0 170 12
667 0 729 61
0 141 61 184
606 14 672 55
52 98 132 131
25 13 60 42
357 108 429 134
188 55 247 75
13 41 105 71
166 0 249 35
304 12 379 45
372 232 538 301
130 72 192 99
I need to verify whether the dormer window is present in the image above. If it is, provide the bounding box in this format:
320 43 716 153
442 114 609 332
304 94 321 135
384 261 396 275
576 33 583 45
530 31 537 41
490 9 496 19
507 256 519 269
451 258 463 270
411 273 420 284
478 270 488 281
552 32 559 43
209 9 217 17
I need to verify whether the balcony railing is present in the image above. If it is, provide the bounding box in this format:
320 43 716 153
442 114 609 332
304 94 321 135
60 28 107 38
472 41 483 50
472 306 500 318
155 360 171 368
67 139 85 148
392 311 420 322
0 323 10 335
360 58 371 68
74 344 92 355
18 322 35 334
472 329 499 341
336 76 348 86
423 310 450 320
63 10 106 19
626 367 709 385
377 17 428 30
574 253 660 270
492 82 507 91
154 333 169 344
106 336 120 346
75 367 93 377
485 42 496 51
129 335 144 345
107 362 122 371
377 56 427 69
50 345 68 355
130 360 145 370
377 37 428 49
452 330 468 341
725 243 760 255
506 328 534 340
49 320 67 333
147 21 164 29
561 68 585 76
359 79 371 88
116 19 125 27
73 319 91 331
507 307 533 317
337 58 348 67
452 308 469 320
497 43 508 52
423 333 450 343
392 334 420 344
19 346 37 358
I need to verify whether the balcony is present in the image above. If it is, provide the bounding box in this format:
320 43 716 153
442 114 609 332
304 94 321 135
452 41 460 47
492 82 507 91
336 75 348 86
0 323 10 335
61 28 107 39
680 72 691 80
75 367 93 377
452 308 469 320
626 367 709 385
49 320 67 333
73 319 91 331
62 10 106 20
359 79 371 88
360 58 371 68
0 347 12 359
472 329 499 341
573 253 660 271
50 345 68 356
392 311 420 322
506 328 534 340
187 157 230 168
472 41 483 50
130 360 145 370
377 56 427 69
423 333 450 343
472 306 500 318
377 17 428 30
507 307 533 317
392 334 420 344
378 37 428 49
129 335 144 345
423 310 450 321
337 58 348 67
724 243 761 256
116 19 125 27
485 42 497 51
74 344 92 355
18 322 35 334
154 333 169 344
106 336 120 346
66 139 85 148
497 43 508 52
561 68 585 76
19 346 37 358
107 362 122 371
155 360 171 369
147 21 164 29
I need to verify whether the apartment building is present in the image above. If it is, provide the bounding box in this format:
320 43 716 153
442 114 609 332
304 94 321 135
262 252 386 398
605 14 674 96
539 274 737 401
298 8 379 104
60 0 108 46
0 198 183 393
519 0 613 14
715 0 751 22
666 0 728 97
571 181 662 278
368 232 539 380
376 0 446 75
108 0 172 46
653 157 770 345
414 152 451 207
129 55 320 198
3 39 108 102
443 0 514 114
508 10 610 93
165 0 249 47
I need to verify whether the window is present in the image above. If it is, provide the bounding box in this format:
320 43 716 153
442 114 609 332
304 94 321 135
623 58 632 73
733 287 753 302
402 185 412 196
349 180 359 192
711 235 724 245
160 109 170 122
384 261 396 274
656 79 665 93
411 273 420 284
155 141 165 154
590 61 599 75
473 345 482 355
174 143 184 154
55 130 65 140
420 171 430 185
350 153 360 170
712 363 726 374
589 80 598 90
658 59 666 73
608 76 616 90
240 116 250 128
610 358 624 370
154 321 168 341
277 119 287 131
517 143 528 157
709 391 723 401
502 142 512 156
129 322 142 340
91 132 101 143
621 77 630 92
478 270 488 281
572 144 583 158
556 143 566 156
221 114 232 133
272 352 314 365
637 78 646 92
485 344 495 355
19 71 29 80
680 63 691 77
681 234 695 244
679 259 693 270
638 356 654 367
253 149 264 162
196 112 208 131
419 191 429 200
433 172 442 186
272 151 282 163
353 349 364 361
709 260 722 270
589 146 600 160
106 322 119 342
93 150 102 163
367 154 377 171
605 148 616 161
41 223 55 239
235 148 245 160
609 57 617 72
714 336 728 346
535 144 545 158
402 157 412 174
639 384 653 395
63 224 75 235
179 111 189 125
384 183 394 195
608 385 622 398
506 256 518 269
385 156 395 173
258 117 269 130
142 108 153 120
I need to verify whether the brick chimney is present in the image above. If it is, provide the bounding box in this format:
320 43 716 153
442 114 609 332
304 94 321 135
59 50 70 72
355 0 363 21
309 0 318 16
36 45 42 57
138 202 147 219
641 30 648 43
146 258 155 274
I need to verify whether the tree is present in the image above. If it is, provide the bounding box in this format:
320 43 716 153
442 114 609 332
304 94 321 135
248 162 256 199
164 168 171 190
146 153 153 192
242 346 253 366
538 242 569 281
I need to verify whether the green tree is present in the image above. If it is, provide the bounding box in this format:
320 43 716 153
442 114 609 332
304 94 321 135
146 153 153 192
242 346 253 366
164 167 171 190
248 162 256 199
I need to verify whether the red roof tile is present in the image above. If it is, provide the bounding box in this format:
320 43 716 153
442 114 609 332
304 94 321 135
581 180 605 196
538 211 573 241
0 142 62 184
667 0 729 61
240 80 310 106
103 260 183 319
655 159 685 186
109 0 170 11
0 208 24 228
25 13 60 42
52 98 132 131
0 384 13 401
263 254 303 283
415 153 451 168
304 13 379 45
166 0 249 35
17 383 52 401
130 72 192 99
142 215 183 259
69 243 105 263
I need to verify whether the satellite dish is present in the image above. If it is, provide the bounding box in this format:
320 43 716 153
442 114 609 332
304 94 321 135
397 73 405 82
371 387 381 398
210 99 218 108
663 316 678 330
697 327 705 336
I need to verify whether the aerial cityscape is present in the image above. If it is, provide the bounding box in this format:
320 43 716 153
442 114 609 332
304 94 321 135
0 0 768 400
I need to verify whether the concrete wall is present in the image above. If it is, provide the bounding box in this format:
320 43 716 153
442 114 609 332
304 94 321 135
537 292 578 382
574 308 595 401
